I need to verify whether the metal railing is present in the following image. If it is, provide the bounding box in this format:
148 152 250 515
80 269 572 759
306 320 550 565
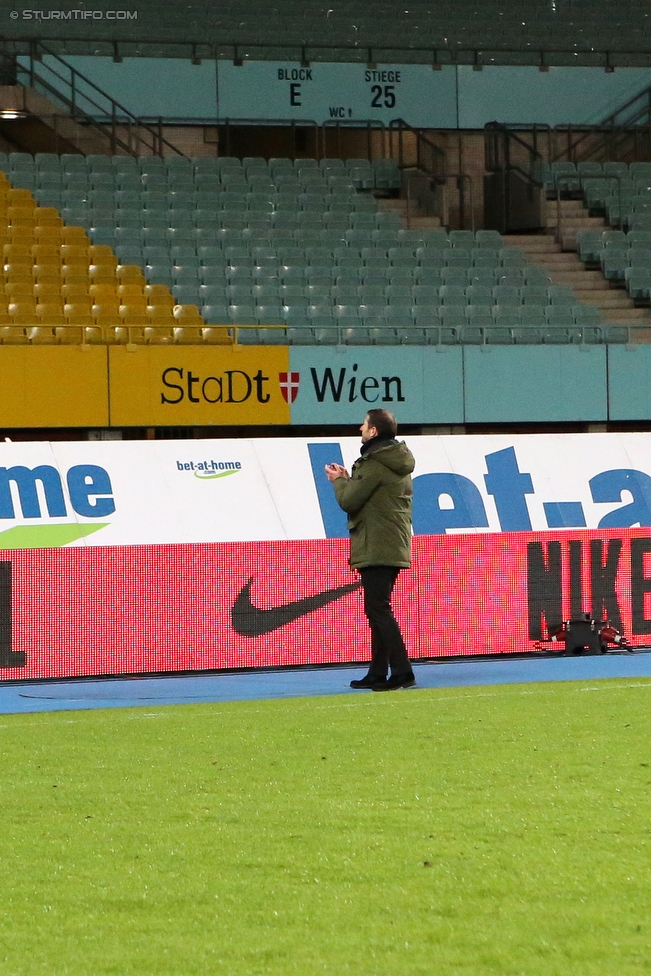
554 175 578 246
131 116 391 163
485 122 545 187
216 117 320 160
553 79 651 164
7 40 185 157
454 173 475 233
555 171 628 247
484 122 544 232
320 119 386 163
479 120 651 169
387 118 446 185
401 168 450 229
552 123 651 166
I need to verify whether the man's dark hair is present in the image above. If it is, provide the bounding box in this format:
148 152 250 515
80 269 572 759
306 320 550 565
366 409 398 439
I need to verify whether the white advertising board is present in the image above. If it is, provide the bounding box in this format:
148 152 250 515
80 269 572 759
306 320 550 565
0 433 651 548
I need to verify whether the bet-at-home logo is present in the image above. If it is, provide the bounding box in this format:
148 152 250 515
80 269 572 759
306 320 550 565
176 460 242 480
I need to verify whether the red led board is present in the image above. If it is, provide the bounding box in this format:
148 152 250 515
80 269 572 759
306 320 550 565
1 528 650 681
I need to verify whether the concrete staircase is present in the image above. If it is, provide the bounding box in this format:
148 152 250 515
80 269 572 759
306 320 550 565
0 85 112 156
503 198 651 334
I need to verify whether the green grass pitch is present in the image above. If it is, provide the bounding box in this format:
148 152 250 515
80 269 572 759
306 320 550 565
1 678 650 975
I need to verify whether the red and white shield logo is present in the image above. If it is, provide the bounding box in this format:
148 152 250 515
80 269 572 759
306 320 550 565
279 372 300 403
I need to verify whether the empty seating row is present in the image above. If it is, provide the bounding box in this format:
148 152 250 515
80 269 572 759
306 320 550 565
7 260 533 288
542 161 651 195
577 229 651 285
0 302 205 327
144 266 549 293
107 230 501 251
4 154 401 191
575 176 651 228
584 180 651 210
174 284 580 305
36 192 380 210
600 249 651 282
0 321 629 348
173 276 531 307
124 247 522 270
577 229 651 262
61 214 403 233
87 226 443 249
84 227 517 256
234 323 629 346
197 303 600 327
28 174 363 192
112 240 511 262
0 324 230 346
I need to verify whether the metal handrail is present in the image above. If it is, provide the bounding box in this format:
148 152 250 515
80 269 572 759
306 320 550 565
606 172 625 230
9 40 185 157
320 119 386 163
554 123 651 166
484 123 544 233
556 171 625 247
219 117 319 159
484 122 545 184
602 83 651 128
456 173 475 233
387 118 446 185
553 74 651 163
400 169 450 230
3 35 651 68
555 175 575 246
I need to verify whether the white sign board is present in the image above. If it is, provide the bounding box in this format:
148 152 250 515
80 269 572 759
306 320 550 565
217 61 457 127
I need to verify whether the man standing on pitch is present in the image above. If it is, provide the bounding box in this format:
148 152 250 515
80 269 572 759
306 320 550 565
324 409 416 691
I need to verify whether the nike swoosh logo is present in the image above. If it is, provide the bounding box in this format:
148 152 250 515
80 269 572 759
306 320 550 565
231 577 361 637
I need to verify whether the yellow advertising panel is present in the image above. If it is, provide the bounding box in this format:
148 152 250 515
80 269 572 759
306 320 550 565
109 345 291 426
0 346 108 427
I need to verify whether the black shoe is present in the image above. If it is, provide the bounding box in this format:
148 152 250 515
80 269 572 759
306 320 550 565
372 672 416 691
350 673 387 690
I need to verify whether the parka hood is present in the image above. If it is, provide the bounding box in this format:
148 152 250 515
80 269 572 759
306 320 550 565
364 438 415 476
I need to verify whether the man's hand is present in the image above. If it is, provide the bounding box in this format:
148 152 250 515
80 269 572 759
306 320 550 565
324 463 350 482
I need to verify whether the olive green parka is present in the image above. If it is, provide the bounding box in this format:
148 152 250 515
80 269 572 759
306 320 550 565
333 437 415 570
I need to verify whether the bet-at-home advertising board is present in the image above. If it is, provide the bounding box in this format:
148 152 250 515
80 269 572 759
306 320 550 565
1 432 650 680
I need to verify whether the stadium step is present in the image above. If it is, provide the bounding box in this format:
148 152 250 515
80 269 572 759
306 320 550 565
503 230 651 328
540 270 610 289
545 214 603 231
534 252 583 266
628 327 651 343
599 307 651 322
573 289 643 309
502 234 557 253
0 85 110 156
543 198 604 251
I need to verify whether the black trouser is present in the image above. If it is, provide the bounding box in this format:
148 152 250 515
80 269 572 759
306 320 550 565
359 565 412 679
